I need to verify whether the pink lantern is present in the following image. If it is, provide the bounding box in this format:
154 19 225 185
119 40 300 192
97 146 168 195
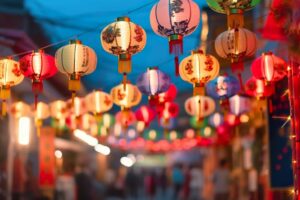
150 0 200 75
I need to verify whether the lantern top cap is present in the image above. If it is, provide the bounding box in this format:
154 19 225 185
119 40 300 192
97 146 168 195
228 8 244 15
69 40 82 45
147 66 158 70
263 51 273 56
191 49 204 55
168 34 183 41
117 16 130 22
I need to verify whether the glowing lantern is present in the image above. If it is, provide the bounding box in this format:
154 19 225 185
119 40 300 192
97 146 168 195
208 112 224 128
251 52 287 84
185 129 196 139
50 100 67 127
158 102 179 120
135 105 156 127
137 67 170 98
101 113 115 128
179 50 220 95
229 94 251 116
206 74 240 109
110 82 142 109
245 77 274 98
20 50 57 108
115 110 136 128
206 0 261 28
85 90 113 121
34 102 50 136
167 130 179 141
11 101 31 118
101 17 146 84
185 95 216 121
150 0 201 75
215 28 257 86
55 40 97 101
200 126 215 138
144 129 162 141
0 58 24 115
150 84 177 106
81 113 96 131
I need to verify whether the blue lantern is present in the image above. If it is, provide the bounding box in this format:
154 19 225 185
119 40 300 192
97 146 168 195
136 67 170 97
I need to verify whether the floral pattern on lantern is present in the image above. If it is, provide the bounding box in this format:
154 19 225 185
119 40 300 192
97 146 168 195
111 82 142 109
185 95 216 120
251 52 287 83
20 51 57 107
245 77 275 98
150 0 200 75
0 58 24 115
137 67 170 97
55 40 97 100
85 90 113 121
101 17 146 83
229 94 251 116
135 105 156 127
179 50 220 95
206 74 240 110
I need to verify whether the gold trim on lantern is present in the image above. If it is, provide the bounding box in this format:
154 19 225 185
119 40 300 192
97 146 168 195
117 16 130 22
68 73 81 91
193 83 205 96
118 53 132 74
69 40 82 45
227 9 244 29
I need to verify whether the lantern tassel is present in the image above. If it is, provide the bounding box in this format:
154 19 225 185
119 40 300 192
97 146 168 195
175 56 179 76
71 91 76 107
34 94 38 110
123 73 127 90
2 100 6 117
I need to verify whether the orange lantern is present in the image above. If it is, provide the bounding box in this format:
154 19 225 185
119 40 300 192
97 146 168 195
101 17 146 85
50 100 67 127
179 50 219 95
185 95 215 121
0 58 24 115
34 102 50 136
11 101 31 118
55 40 97 102
110 82 142 109
85 90 113 121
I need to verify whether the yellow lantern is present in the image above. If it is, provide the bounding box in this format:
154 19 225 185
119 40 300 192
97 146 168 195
81 113 96 131
85 90 113 121
50 100 67 127
179 50 219 96
11 101 31 118
110 82 142 109
185 95 216 121
55 40 97 101
0 58 24 115
101 17 146 85
34 102 50 136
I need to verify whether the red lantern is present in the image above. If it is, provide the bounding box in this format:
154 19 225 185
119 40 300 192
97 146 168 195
135 105 156 127
150 84 177 106
116 110 136 128
20 50 57 108
158 102 179 120
245 77 275 98
251 52 287 83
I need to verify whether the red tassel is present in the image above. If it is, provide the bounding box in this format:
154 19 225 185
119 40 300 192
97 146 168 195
34 94 38 110
237 73 244 92
231 61 244 74
175 56 179 76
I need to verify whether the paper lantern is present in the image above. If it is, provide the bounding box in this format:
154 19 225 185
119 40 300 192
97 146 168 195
179 50 220 95
85 90 113 121
110 82 142 109
55 40 97 101
101 113 115 128
229 94 251 116
245 77 275 98
200 126 215 138
34 102 50 136
251 52 287 83
50 100 67 128
80 113 96 131
135 105 156 127
101 17 146 84
20 50 57 108
206 0 261 28
158 101 179 120
167 130 180 141
215 28 257 77
208 112 224 128
0 58 24 115
185 95 215 120
136 67 170 98
115 110 136 128
67 96 86 118
11 101 31 118
150 84 178 106
150 0 200 75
